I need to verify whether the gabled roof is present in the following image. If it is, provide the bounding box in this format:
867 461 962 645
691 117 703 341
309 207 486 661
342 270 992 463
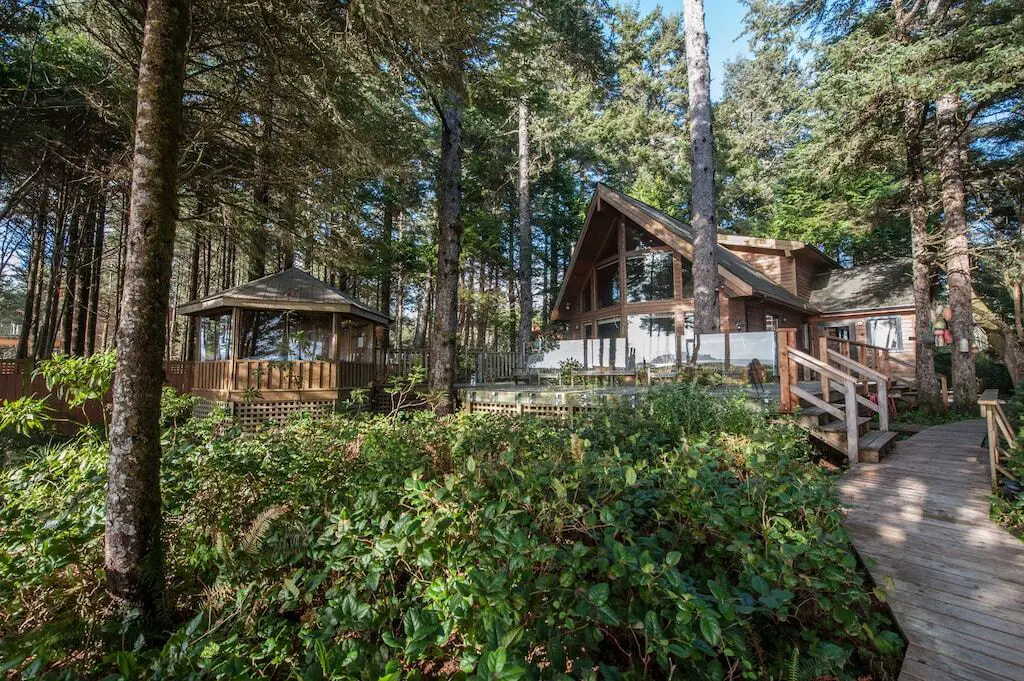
716 233 839 269
552 184 820 317
810 258 914 314
177 268 390 324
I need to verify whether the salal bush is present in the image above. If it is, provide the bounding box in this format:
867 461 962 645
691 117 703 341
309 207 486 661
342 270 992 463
0 386 903 680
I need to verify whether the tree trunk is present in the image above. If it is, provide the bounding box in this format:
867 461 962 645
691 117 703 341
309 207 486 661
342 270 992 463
1012 280 1023 339
112 191 128 347
935 92 977 412
428 57 464 411
86 193 106 355
61 208 82 354
37 195 69 359
106 0 190 615
904 98 941 412
381 187 395 351
684 0 720 334
413 274 430 348
17 191 47 359
73 200 97 355
517 98 532 364
184 215 202 360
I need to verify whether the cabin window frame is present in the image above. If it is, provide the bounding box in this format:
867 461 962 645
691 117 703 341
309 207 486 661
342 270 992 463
867 315 903 351
625 250 675 303
596 261 621 309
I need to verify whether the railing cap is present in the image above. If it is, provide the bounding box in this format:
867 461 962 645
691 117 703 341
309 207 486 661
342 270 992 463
978 388 1002 406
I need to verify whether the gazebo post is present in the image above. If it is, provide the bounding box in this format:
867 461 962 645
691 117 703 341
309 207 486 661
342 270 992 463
331 313 340 361
230 306 241 395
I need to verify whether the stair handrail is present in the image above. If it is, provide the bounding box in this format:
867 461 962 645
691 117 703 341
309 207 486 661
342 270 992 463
785 346 862 463
825 348 889 433
824 336 891 376
788 346 858 385
979 389 1017 487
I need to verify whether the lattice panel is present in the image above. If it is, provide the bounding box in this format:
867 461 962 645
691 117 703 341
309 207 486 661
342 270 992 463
192 399 226 419
463 401 599 420
233 400 335 429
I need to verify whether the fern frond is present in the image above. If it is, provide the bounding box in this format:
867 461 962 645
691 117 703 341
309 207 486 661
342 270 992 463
239 504 289 553
204 581 236 611
787 647 800 681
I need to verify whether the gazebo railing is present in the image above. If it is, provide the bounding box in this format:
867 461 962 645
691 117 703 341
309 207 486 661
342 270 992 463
235 360 339 393
167 357 379 397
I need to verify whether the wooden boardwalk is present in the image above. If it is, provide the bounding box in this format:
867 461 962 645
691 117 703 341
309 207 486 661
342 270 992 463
837 420 1024 681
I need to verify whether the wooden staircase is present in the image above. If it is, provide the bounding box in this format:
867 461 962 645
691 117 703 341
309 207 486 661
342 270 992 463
777 333 899 464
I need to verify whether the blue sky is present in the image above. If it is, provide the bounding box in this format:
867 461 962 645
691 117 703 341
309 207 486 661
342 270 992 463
628 0 750 101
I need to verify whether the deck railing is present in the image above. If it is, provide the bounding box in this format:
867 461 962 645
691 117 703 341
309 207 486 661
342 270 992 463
779 340 864 463
979 388 1017 487
825 336 950 408
819 338 890 433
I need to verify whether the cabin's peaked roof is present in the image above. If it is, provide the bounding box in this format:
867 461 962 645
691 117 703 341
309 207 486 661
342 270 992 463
809 258 914 314
177 268 390 324
552 184 820 317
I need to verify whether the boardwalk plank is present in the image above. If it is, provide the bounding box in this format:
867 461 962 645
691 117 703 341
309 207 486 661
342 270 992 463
835 420 1024 681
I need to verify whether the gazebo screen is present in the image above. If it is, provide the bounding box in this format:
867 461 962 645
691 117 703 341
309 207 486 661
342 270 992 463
238 310 333 361
199 313 232 361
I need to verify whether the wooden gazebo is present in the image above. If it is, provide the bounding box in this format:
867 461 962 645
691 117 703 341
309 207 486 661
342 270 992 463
168 268 388 411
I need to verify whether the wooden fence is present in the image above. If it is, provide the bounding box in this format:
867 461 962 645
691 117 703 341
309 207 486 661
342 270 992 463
0 360 106 426
381 349 521 384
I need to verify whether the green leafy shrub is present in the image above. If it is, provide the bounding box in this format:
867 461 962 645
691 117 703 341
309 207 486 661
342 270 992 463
0 385 903 680
160 386 198 429
36 351 116 409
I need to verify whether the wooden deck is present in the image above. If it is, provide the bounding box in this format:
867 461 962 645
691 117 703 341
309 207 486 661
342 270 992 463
837 420 1024 681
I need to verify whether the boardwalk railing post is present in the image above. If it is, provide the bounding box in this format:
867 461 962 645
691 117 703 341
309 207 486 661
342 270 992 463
818 336 831 401
985 402 999 487
845 380 859 464
877 377 889 434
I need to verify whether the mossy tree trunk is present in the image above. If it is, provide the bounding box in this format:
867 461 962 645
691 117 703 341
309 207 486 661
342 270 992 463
904 98 942 412
106 0 190 615
935 92 977 412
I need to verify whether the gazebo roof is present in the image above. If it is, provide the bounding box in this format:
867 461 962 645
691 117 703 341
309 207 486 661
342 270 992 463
177 268 390 324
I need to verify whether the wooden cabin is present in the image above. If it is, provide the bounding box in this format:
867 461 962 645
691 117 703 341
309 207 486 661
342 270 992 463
169 268 389 422
551 184 916 373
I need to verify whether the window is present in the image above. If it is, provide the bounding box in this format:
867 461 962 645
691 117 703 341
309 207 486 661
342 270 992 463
596 262 620 308
597 318 621 338
238 310 334 361
868 316 903 351
681 258 694 298
627 314 676 366
764 313 780 332
626 252 674 302
626 222 664 251
593 318 623 368
581 276 593 313
198 313 232 361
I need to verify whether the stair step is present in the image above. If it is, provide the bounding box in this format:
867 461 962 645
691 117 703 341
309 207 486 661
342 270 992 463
856 430 898 463
818 416 870 433
859 429 897 451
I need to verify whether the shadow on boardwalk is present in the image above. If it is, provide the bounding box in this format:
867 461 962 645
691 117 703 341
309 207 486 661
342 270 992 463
837 420 1024 681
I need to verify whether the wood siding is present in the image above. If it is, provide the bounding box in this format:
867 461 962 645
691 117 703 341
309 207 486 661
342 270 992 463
725 246 795 294
809 309 916 377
